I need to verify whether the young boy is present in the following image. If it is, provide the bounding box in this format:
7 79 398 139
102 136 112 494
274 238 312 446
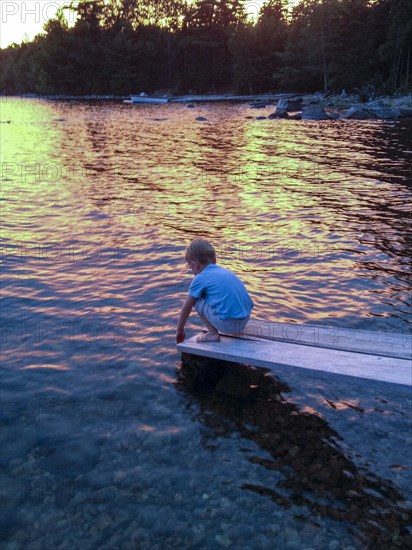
176 238 253 343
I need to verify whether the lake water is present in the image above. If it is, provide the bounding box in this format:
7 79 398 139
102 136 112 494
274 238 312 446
1 98 411 549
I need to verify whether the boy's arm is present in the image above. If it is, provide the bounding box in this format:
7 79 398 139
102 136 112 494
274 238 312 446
176 295 197 343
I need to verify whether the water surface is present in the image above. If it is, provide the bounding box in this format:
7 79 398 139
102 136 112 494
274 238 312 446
1 99 411 549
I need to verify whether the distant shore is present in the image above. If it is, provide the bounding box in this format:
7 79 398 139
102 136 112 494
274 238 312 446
1 93 130 101
2 92 411 111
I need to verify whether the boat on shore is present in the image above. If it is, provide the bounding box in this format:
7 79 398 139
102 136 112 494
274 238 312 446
128 94 169 104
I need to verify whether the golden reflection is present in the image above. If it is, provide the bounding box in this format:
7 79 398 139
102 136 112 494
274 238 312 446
137 424 156 432
2 98 410 338
159 373 177 384
135 424 182 434
21 364 70 370
301 405 323 417
164 426 182 434
324 399 364 412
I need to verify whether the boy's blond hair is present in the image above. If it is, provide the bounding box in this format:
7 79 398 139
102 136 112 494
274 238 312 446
185 237 216 265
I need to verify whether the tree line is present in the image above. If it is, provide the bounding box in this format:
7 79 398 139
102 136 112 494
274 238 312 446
1 0 411 96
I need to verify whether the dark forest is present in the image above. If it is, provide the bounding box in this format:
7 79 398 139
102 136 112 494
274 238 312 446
1 0 411 96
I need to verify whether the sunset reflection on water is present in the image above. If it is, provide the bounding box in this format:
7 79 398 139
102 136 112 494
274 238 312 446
1 98 411 548
2 99 411 360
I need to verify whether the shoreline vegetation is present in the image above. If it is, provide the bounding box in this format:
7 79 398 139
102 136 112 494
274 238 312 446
1 1 411 99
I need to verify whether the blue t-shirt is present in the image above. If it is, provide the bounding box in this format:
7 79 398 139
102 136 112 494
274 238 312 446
189 264 253 320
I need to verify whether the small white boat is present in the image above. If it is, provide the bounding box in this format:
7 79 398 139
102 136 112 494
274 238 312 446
129 94 169 104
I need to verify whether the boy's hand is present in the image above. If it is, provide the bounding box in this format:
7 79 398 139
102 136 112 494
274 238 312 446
176 295 196 344
176 329 185 343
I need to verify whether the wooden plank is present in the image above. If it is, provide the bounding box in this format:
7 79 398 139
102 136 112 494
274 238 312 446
230 321 411 360
177 335 411 388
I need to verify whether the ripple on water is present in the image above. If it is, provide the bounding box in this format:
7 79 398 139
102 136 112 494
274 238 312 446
1 99 411 548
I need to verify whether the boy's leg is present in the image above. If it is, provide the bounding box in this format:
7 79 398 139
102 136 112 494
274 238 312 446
220 316 250 335
195 299 220 342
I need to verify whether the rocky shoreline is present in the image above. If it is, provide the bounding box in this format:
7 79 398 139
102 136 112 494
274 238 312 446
250 94 412 121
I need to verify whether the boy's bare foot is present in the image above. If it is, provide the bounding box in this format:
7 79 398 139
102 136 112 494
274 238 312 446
196 332 221 342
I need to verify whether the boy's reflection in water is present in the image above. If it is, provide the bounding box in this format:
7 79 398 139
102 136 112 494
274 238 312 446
176 356 412 549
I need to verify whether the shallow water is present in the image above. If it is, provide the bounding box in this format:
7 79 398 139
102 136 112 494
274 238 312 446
1 98 411 549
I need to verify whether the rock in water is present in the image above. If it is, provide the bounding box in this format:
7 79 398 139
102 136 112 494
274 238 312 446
268 110 289 119
285 97 303 111
368 107 402 119
274 97 303 113
341 106 379 120
268 104 289 118
268 98 288 118
301 105 330 120
275 98 288 112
